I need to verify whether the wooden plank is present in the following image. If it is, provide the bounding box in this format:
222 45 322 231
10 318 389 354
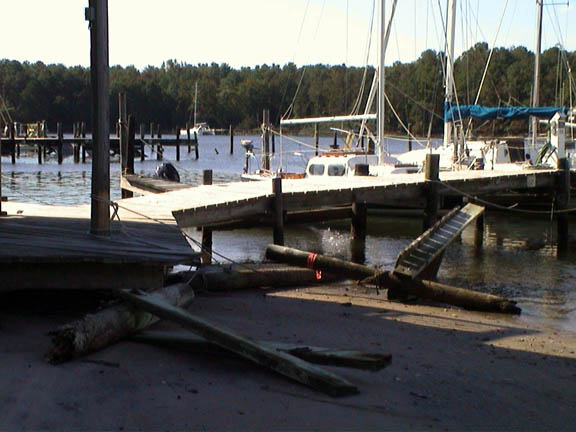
116 289 359 397
131 330 392 371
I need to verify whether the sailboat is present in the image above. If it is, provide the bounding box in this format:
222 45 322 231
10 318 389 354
180 82 215 137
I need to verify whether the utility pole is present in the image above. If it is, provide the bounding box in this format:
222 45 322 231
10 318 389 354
86 0 110 236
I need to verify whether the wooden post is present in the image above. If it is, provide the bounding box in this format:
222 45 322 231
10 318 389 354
271 132 275 155
56 122 63 164
201 169 213 264
37 135 43 165
81 122 86 163
175 127 180 161
407 122 412 152
121 115 135 199
314 123 319 156
557 157 570 257
474 213 484 249
139 123 145 162
186 123 191 152
149 122 155 154
194 131 199 160
88 0 111 236
9 123 15 164
350 201 367 264
423 153 440 232
262 109 270 171
229 124 234 154
273 176 285 245
118 92 127 172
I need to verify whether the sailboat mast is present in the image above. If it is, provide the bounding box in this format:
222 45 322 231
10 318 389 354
194 81 198 126
531 0 543 148
443 0 457 149
377 0 386 164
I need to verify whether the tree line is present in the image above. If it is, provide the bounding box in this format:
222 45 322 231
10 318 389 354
0 42 573 136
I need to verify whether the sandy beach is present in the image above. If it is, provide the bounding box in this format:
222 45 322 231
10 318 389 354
1 281 575 431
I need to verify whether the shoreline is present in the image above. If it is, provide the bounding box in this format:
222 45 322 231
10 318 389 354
1 281 575 430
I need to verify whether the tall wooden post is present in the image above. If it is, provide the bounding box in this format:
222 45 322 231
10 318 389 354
156 124 163 160
407 123 412 152
186 123 191 153
332 131 338 149
175 127 180 161
229 124 234 155
121 113 135 199
88 0 111 236
9 123 15 164
262 109 270 171
139 123 145 162
56 122 63 164
118 92 127 172
201 169 213 264
350 201 367 264
271 132 275 155
423 153 440 232
81 122 86 163
314 123 319 156
194 131 199 160
273 176 285 245
556 157 570 257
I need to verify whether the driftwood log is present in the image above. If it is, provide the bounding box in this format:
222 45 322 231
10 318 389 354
171 265 340 292
117 289 359 397
265 245 521 315
46 283 194 364
131 330 391 371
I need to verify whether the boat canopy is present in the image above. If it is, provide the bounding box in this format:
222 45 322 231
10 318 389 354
444 102 569 123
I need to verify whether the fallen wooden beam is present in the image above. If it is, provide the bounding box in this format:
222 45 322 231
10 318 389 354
116 289 358 397
130 330 391 371
265 245 521 315
170 265 341 292
45 283 194 364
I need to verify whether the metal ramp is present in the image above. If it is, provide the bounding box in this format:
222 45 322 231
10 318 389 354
394 203 485 279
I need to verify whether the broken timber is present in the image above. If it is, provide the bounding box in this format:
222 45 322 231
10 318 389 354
116 288 359 397
46 283 194 364
265 244 521 314
131 330 391 371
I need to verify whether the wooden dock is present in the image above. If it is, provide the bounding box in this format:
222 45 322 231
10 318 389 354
0 201 199 292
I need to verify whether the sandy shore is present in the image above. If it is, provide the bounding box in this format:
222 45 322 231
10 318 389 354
1 281 575 431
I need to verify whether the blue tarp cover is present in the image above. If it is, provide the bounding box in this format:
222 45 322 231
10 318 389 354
444 103 568 123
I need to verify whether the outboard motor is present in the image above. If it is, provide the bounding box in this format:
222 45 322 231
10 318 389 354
154 162 180 182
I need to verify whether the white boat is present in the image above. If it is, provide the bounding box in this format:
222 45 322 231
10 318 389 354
180 82 216 137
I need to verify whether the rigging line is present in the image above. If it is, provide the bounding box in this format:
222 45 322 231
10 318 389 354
386 80 443 120
384 92 427 148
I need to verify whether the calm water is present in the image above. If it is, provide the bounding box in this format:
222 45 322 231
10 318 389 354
2 134 575 331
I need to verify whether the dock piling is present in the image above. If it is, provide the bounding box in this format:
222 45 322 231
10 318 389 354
175 127 180 161
314 123 319 156
423 153 440 231
557 157 570 257
350 201 367 264
273 176 285 245
201 169 213 264
57 122 64 164
194 131 199 160
229 125 234 155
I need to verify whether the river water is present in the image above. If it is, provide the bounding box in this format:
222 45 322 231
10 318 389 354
2 134 575 331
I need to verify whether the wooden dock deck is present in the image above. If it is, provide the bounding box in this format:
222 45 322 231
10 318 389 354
116 168 561 229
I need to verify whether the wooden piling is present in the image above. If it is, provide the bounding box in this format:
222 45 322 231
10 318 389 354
201 169 213 264
140 123 145 162
186 123 191 153
314 123 319 156
262 109 270 171
0 133 5 216
271 132 275 155
474 213 484 248
350 201 367 264
175 127 180 161
57 122 63 164
81 122 86 163
88 0 111 236
407 123 412 152
121 115 135 199
9 123 15 164
229 124 234 154
273 176 285 245
423 153 440 231
556 157 570 256
194 131 199 160
118 92 127 171
332 130 338 149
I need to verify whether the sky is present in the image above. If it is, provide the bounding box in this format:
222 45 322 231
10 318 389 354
2 0 576 70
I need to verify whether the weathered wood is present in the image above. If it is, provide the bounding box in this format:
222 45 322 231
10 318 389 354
229 124 234 154
46 283 194 364
201 170 213 265
57 122 64 164
9 123 15 164
116 289 358 397
272 176 284 245
186 122 191 152
262 109 270 171
89 0 111 236
423 153 440 231
556 157 570 256
194 131 199 159
131 330 392 371
175 127 180 161
266 244 521 314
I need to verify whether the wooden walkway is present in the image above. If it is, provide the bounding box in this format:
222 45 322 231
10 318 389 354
116 168 561 229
